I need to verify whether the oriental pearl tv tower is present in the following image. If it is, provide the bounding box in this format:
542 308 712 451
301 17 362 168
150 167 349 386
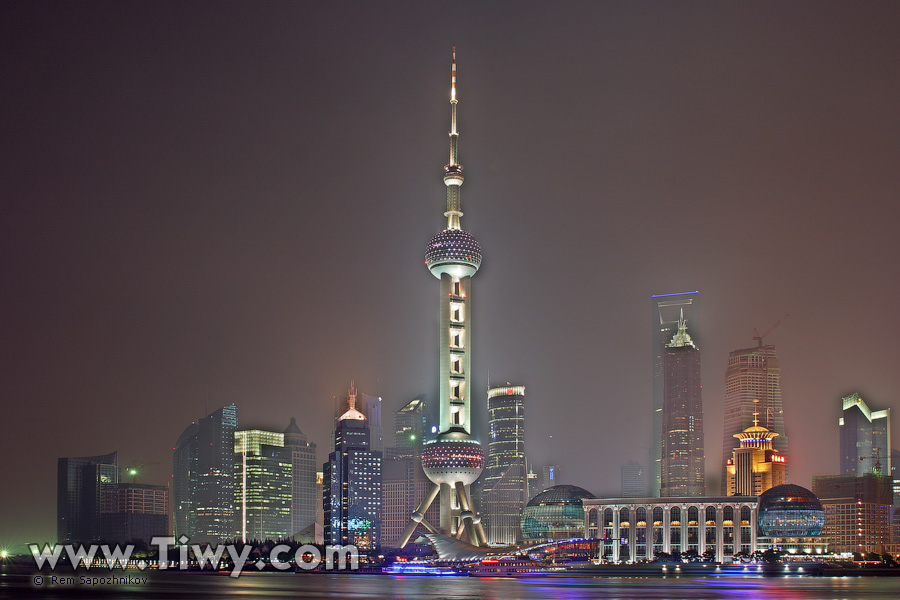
398 47 487 548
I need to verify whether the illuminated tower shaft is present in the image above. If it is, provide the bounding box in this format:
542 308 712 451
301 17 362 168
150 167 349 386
399 48 486 548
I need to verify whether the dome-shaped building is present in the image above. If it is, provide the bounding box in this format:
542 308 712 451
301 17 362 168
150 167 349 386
757 484 825 537
522 485 597 541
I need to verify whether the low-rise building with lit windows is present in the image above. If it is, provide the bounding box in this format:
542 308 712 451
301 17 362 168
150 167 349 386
583 496 758 563
812 473 893 555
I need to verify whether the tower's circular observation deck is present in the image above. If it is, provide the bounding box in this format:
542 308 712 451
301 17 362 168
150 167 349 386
421 430 484 486
425 229 482 278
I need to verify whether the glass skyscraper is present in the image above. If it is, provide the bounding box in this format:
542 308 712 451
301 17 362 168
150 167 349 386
172 404 238 542
283 417 318 535
234 429 292 542
840 393 891 477
480 385 528 545
57 451 119 544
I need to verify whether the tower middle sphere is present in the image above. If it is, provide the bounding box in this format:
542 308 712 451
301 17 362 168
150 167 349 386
424 229 482 279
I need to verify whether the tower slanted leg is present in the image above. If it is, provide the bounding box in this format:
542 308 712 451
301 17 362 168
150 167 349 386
455 481 486 546
398 483 441 548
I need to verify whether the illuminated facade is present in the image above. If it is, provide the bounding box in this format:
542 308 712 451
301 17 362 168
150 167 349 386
481 385 528 545
324 383 382 550
234 429 292 542
722 344 787 493
651 291 699 496
839 393 891 477
812 473 893 554
725 407 786 496
660 313 705 497
399 48 487 548
173 404 238 542
584 496 758 563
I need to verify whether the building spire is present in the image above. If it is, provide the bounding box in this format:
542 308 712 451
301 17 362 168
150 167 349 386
338 380 366 421
444 45 464 230
348 380 357 412
667 309 696 348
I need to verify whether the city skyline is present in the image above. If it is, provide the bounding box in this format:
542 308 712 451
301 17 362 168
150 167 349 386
3 2 900 545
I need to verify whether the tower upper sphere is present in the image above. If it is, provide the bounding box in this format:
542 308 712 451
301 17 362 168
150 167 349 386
424 46 482 279
425 229 482 278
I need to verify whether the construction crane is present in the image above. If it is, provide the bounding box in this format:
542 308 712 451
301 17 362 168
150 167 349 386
753 314 789 347
859 448 883 475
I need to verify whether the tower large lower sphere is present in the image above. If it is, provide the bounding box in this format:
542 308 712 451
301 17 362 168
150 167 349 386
398 48 487 549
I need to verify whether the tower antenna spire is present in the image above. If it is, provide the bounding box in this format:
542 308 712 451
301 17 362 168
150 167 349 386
444 46 464 230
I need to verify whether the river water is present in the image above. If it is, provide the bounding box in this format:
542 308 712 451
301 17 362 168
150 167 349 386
2 566 899 599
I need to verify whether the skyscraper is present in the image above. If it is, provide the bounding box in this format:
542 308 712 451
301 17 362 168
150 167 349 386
840 393 891 476
651 291 699 496
393 395 429 453
57 451 119 544
358 392 384 454
480 385 528 545
659 313 705 497
722 344 787 493
324 383 382 550
399 48 487 548
283 417 318 535
234 429 292 542
172 404 238 542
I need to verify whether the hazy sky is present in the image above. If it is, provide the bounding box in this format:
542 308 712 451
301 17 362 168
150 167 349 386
3 1 899 545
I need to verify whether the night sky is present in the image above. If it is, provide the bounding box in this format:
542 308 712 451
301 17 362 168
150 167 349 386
3 1 899 546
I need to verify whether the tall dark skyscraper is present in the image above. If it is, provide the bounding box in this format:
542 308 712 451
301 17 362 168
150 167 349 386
172 404 238 542
651 291 699 496
400 48 487 548
722 344 787 493
659 313 705 497
840 393 891 476
324 383 383 550
480 385 528 545
57 451 119 544
283 417 318 535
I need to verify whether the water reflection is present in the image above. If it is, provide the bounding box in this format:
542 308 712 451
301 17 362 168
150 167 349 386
2 565 899 600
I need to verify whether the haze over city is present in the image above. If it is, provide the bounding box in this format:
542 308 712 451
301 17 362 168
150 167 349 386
2 1 899 546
